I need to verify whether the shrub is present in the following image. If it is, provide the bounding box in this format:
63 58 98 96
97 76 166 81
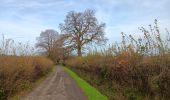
0 56 54 99
66 53 170 99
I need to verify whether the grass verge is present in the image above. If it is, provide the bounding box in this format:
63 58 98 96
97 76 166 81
63 66 108 100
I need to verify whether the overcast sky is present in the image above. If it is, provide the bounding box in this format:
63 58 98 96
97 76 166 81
0 0 170 45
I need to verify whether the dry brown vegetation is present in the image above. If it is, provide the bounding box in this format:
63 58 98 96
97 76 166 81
0 56 54 99
66 20 170 100
0 36 54 99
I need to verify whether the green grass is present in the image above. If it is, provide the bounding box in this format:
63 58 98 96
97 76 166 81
63 67 108 100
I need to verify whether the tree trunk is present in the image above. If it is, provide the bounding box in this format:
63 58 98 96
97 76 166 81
77 45 82 56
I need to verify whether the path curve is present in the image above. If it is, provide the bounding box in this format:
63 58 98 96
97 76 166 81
22 66 87 100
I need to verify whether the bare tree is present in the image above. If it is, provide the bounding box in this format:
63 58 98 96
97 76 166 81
59 9 107 56
36 29 59 56
51 34 72 63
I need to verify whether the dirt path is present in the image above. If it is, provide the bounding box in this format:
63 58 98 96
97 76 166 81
22 66 87 100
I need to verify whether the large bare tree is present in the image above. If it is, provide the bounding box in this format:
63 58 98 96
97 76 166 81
59 9 107 56
36 29 58 56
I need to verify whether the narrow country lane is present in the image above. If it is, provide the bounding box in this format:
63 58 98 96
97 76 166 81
22 66 87 100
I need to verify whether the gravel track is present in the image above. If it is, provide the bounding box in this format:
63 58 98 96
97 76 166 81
22 66 87 100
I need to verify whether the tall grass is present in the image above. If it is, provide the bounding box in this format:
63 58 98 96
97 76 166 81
66 20 170 100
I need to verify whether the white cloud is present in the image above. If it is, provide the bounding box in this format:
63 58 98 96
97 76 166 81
0 0 169 45
0 15 57 44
